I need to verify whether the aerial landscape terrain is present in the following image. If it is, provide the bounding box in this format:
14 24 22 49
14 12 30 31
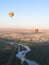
0 29 49 65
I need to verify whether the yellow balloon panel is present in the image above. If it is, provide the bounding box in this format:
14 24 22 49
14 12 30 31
9 12 14 17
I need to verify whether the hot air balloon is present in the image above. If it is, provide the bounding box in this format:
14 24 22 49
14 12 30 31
35 29 39 33
9 12 14 17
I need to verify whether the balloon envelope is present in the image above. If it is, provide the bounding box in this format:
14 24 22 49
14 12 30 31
9 12 14 17
35 29 39 33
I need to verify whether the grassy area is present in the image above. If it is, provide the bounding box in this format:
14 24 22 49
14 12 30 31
25 42 49 65
0 38 29 65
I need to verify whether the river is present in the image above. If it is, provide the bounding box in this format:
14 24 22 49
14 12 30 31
6 42 39 65
16 44 39 65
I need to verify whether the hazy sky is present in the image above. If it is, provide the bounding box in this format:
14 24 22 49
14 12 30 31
0 0 49 29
